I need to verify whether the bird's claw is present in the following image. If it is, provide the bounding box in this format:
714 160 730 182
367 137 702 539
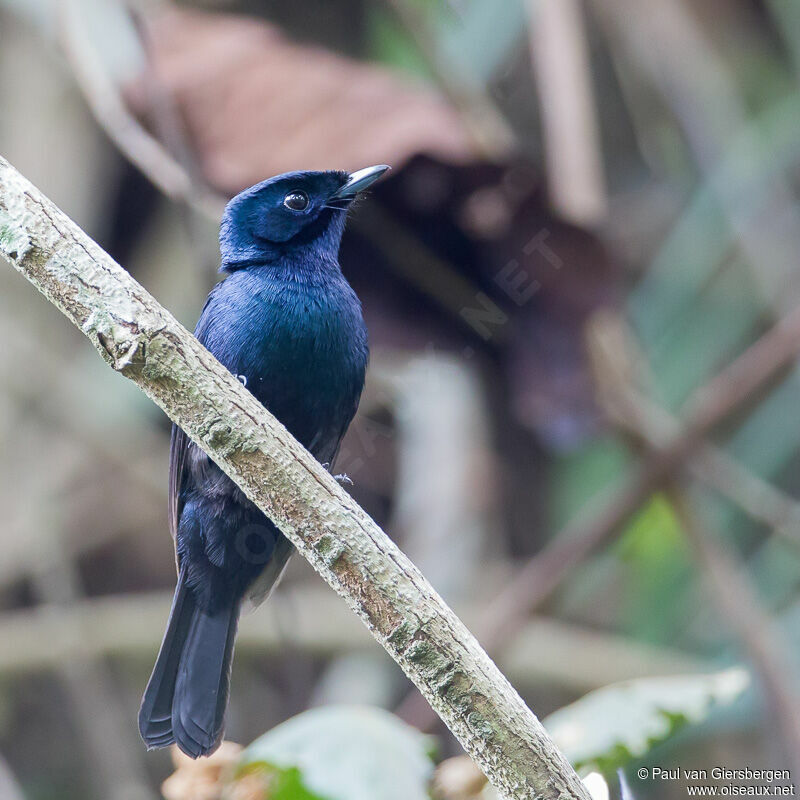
320 463 351 485
237 374 247 387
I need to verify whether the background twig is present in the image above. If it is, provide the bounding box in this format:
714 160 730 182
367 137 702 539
672 491 800 775
58 0 226 220
527 0 607 225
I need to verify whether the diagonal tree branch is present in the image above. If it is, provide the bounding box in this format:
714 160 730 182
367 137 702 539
587 311 800 548
671 490 800 776
476 295 800 652
0 156 589 800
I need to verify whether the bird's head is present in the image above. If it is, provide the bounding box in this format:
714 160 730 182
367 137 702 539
219 165 390 271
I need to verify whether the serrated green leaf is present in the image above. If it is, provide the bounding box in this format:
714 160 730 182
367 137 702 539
241 706 435 800
543 669 750 773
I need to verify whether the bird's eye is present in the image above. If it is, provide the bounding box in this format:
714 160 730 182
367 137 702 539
283 191 309 211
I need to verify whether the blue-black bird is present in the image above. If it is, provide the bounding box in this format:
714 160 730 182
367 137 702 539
139 165 389 758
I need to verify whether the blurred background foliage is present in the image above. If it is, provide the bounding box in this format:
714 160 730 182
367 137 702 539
1 0 800 798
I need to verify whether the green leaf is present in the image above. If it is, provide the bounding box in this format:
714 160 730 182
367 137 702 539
616 494 694 643
241 706 436 800
237 762 324 800
543 668 750 773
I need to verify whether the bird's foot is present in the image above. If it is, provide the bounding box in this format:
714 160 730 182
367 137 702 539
237 374 247 387
320 463 353 486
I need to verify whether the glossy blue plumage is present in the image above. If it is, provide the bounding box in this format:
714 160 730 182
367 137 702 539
140 168 381 759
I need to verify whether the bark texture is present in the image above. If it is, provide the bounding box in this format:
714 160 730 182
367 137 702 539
0 155 589 800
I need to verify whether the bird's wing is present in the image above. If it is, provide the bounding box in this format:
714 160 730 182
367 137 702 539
243 534 295 610
168 282 223 572
168 423 188 573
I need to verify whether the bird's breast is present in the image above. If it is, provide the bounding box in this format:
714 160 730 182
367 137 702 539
199 269 368 459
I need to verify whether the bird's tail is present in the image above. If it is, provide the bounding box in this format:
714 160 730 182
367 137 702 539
139 566 240 758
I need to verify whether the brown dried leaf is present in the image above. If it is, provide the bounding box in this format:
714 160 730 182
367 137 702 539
161 741 243 800
431 755 488 800
224 770 273 800
129 8 475 194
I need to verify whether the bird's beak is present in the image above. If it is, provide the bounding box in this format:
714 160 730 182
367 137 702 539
331 164 391 201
